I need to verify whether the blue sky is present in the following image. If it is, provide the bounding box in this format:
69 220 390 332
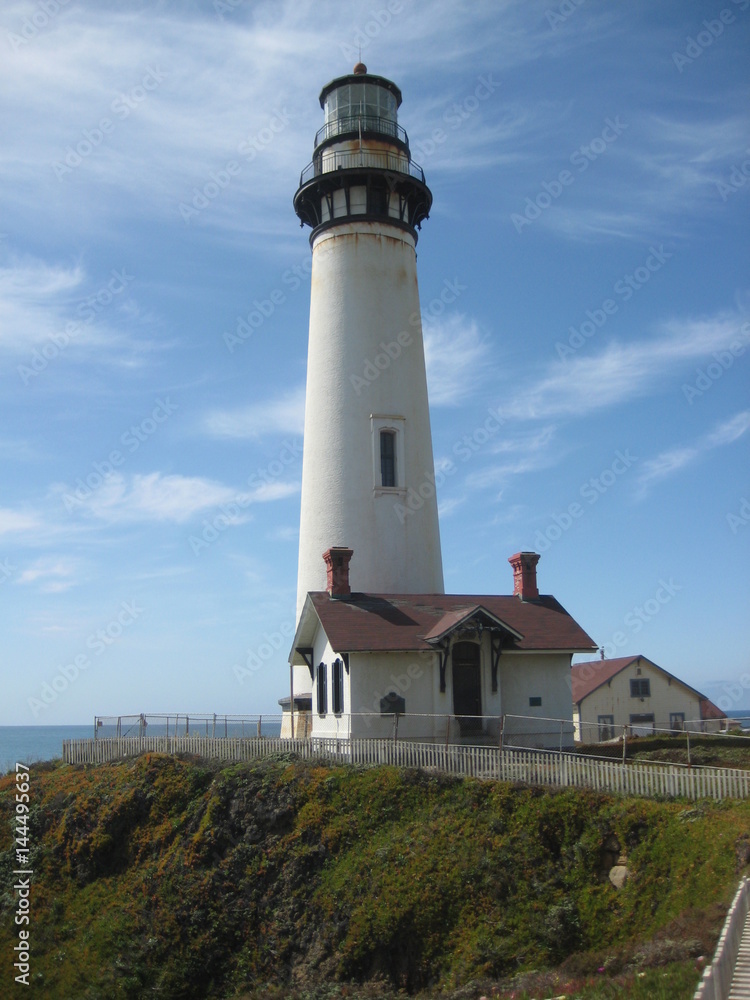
1 0 748 725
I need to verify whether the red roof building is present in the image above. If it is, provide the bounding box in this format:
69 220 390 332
284 549 596 745
571 654 728 738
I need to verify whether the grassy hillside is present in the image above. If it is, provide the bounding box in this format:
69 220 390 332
1 753 749 999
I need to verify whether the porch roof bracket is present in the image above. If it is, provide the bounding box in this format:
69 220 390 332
438 640 450 693
491 634 503 693
296 646 315 681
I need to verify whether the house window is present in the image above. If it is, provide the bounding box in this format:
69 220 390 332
529 696 542 707
629 713 655 735
670 712 685 731
630 678 651 698
316 662 327 716
332 658 344 715
598 715 615 741
380 430 396 487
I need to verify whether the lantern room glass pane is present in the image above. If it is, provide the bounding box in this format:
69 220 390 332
324 83 397 125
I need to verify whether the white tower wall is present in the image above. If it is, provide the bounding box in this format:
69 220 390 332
296 218 444 615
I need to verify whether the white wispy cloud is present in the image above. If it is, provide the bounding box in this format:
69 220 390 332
464 426 560 490
203 387 306 439
0 0 589 244
636 410 750 498
510 112 750 243
437 496 466 519
17 557 79 593
0 257 86 351
424 315 492 406
502 309 750 421
57 471 299 523
0 507 41 536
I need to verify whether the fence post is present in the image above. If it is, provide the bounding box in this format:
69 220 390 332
257 717 262 738
499 715 505 751
686 727 691 767
445 715 451 748
559 720 564 754
212 713 216 738
622 726 627 764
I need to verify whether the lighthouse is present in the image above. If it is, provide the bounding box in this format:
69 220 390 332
283 65 597 743
293 63 444 621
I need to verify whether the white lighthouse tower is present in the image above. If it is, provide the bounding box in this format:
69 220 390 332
293 63 444 620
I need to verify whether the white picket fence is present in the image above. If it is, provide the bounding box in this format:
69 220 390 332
693 877 750 1000
60 736 750 800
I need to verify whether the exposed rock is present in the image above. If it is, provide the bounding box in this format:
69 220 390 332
609 865 629 889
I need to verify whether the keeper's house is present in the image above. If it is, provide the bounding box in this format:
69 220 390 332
571 654 728 739
284 549 597 747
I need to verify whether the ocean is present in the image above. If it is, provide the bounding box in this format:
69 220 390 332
0 721 282 774
0 725 95 775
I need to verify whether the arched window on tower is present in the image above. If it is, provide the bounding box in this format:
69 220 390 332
380 429 396 487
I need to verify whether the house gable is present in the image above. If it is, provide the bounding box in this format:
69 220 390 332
572 654 728 731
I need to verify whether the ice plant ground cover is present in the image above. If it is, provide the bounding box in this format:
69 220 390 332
0 753 748 998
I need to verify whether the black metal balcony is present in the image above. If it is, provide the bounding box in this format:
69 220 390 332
314 114 408 150
299 149 425 188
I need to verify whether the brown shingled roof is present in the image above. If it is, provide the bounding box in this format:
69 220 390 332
571 655 641 703
290 591 596 662
700 697 728 721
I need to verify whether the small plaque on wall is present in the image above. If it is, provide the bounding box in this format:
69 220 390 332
380 691 405 715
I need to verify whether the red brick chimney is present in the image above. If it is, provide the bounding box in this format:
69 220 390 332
508 551 540 601
323 547 353 598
